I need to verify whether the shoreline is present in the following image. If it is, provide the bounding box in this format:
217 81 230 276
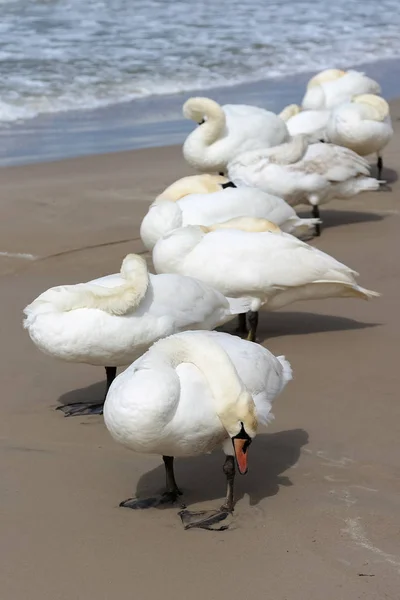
1 56 400 168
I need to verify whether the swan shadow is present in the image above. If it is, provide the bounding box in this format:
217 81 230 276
298 208 384 229
135 428 309 508
57 379 107 409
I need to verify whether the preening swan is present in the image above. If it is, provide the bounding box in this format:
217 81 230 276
140 186 320 250
182 96 290 174
23 254 251 416
227 135 380 235
104 330 292 530
156 173 231 202
301 69 381 110
279 104 331 143
327 94 393 179
151 221 380 342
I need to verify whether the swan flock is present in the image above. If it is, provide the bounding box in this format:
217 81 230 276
23 67 387 531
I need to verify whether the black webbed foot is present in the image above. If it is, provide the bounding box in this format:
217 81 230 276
120 490 183 510
178 508 232 531
56 402 104 417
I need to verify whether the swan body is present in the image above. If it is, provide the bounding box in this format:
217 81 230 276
156 174 230 202
23 254 251 368
152 225 379 315
182 97 290 173
326 94 393 158
140 187 320 250
302 69 381 110
104 330 292 458
227 136 380 210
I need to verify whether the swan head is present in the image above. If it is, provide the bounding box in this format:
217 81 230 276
307 69 346 89
183 97 224 124
156 174 230 202
279 104 301 122
219 390 258 475
352 94 389 121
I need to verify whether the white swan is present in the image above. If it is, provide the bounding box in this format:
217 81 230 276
140 186 320 250
301 69 381 110
104 329 292 529
227 135 380 235
326 94 393 179
182 97 290 174
151 222 379 342
156 173 232 202
23 254 251 416
279 104 331 142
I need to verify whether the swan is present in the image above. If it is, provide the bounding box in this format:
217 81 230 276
301 69 381 110
23 254 252 416
151 221 380 342
227 135 380 235
279 104 331 143
140 186 320 250
103 329 292 530
326 94 393 179
156 173 232 202
182 97 290 174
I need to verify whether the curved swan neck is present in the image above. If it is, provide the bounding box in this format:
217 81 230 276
183 97 226 146
152 334 245 412
140 200 182 250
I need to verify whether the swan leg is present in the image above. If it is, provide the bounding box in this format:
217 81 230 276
235 313 248 336
377 155 383 179
178 456 235 531
246 311 259 343
57 366 117 417
312 205 321 236
120 456 183 510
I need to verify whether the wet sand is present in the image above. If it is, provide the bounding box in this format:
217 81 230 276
1 101 400 599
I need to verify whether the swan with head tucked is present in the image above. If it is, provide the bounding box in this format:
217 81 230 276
182 97 290 174
156 173 232 202
326 94 393 179
140 186 320 250
104 329 292 530
301 69 381 110
279 103 331 143
23 254 252 417
151 221 380 342
227 135 380 235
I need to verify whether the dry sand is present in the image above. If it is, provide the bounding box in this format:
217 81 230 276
1 101 400 600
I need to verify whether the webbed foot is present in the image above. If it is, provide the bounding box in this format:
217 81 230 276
56 402 104 417
178 508 232 531
120 490 183 510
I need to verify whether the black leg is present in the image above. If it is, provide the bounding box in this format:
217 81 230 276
120 455 183 510
247 311 259 342
312 205 321 237
178 455 235 531
57 365 117 417
221 455 236 512
377 155 383 180
235 313 248 336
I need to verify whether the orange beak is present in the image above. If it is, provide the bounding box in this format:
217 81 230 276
233 438 249 475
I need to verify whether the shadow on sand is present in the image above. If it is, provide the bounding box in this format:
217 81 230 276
133 428 309 508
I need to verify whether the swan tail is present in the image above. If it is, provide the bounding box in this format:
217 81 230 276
314 280 380 300
225 296 253 316
283 216 321 237
277 356 294 390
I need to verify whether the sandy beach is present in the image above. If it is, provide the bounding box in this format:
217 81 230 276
1 99 400 599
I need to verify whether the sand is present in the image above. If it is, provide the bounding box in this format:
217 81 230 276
1 101 400 600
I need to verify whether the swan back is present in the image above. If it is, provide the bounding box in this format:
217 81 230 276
205 216 281 233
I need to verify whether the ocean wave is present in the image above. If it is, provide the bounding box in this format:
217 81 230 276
1 0 400 124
